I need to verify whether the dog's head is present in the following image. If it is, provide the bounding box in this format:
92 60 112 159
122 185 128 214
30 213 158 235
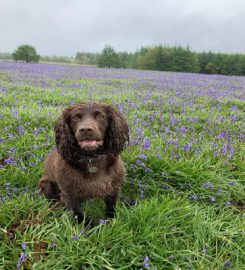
54 102 129 161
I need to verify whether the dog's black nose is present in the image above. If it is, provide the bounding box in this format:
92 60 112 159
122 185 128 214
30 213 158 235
79 126 94 133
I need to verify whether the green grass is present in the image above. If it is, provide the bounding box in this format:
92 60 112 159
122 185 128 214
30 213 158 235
0 64 244 269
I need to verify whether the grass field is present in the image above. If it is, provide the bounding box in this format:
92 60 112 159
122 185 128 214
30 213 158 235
0 61 244 270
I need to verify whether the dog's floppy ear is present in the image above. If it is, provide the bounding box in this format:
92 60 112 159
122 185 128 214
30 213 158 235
104 105 129 156
54 107 79 161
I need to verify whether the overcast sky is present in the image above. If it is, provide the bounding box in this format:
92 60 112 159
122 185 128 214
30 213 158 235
1 0 245 56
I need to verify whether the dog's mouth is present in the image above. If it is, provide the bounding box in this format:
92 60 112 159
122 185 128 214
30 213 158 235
78 140 103 150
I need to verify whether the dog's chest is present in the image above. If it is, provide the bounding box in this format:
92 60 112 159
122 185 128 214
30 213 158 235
59 167 119 199
78 172 115 198
56 157 125 199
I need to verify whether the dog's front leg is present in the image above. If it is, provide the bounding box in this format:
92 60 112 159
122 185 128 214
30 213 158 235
39 179 61 201
60 192 85 222
104 194 118 218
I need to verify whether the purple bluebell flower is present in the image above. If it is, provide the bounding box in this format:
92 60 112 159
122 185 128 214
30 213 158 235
3 126 10 131
11 109 19 118
165 126 170 133
99 219 107 225
166 138 177 145
50 238 58 248
4 182 11 189
136 127 144 139
220 116 225 122
202 182 214 189
10 147 17 153
18 125 25 135
140 189 145 199
130 164 137 170
136 159 146 168
217 130 228 140
69 230 84 241
12 187 18 193
157 153 162 159
29 162 36 167
169 117 175 125
230 115 238 123
17 252 26 270
21 243 27 251
161 183 170 190
225 201 232 206
4 158 17 165
223 261 232 268
142 138 150 150
1 196 6 204
69 234 80 241
168 255 174 261
33 128 42 136
130 139 138 145
180 125 188 133
8 133 14 138
139 154 148 160
183 142 192 152
228 181 236 186
202 243 209 253
189 194 198 201
143 256 150 269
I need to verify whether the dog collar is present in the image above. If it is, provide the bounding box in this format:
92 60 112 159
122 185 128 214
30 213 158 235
78 155 107 173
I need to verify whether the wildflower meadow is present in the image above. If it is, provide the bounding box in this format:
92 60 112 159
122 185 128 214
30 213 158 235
0 61 244 269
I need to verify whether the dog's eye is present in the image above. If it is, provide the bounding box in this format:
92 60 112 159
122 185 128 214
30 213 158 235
72 115 81 121
97 114 105 120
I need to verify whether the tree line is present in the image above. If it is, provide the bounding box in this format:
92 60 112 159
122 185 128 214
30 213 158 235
77 45 245 76
1 44 245 76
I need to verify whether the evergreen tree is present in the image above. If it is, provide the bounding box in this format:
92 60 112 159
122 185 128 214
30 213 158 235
89 44 245 75
97 45 119 68
118 52 132 68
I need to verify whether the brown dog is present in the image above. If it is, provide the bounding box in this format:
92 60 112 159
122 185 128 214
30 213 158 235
39 102 129 224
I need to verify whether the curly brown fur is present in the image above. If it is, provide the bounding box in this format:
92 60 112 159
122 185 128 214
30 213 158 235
39 102 129 224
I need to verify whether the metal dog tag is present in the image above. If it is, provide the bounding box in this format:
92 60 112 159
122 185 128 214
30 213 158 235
88 166 97 173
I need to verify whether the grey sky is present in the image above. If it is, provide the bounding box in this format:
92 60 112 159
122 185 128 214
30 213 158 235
1 0 245 56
